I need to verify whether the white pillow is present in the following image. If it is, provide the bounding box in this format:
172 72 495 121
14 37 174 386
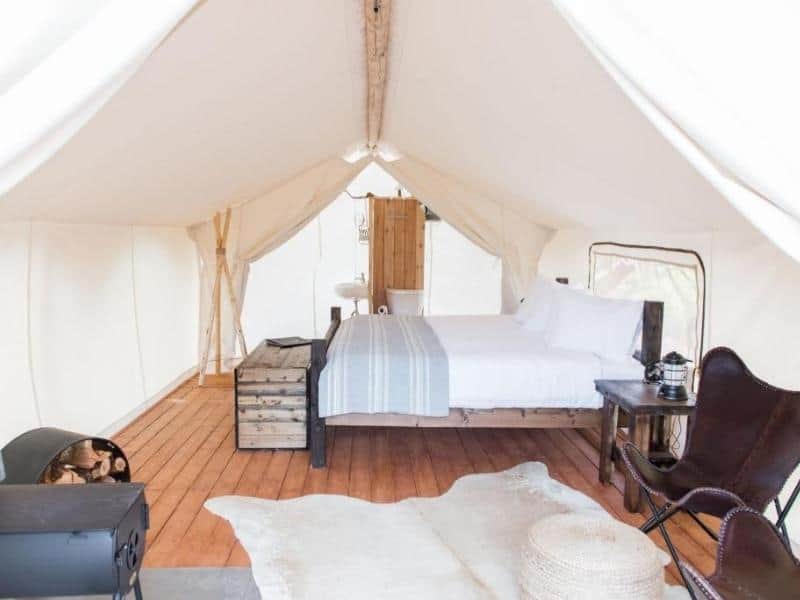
513 277 559 335
546 288 643 360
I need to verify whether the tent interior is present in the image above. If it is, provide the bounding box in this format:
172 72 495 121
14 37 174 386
1 1 799 597
243 163 505 344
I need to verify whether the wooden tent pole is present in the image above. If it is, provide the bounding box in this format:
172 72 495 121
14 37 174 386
198 256 222 385
219 207 247 357
199 208 248 385
214 212 223 374
222 258 248 358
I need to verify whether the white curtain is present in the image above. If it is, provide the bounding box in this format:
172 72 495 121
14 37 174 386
424 220 503 316
189 157 370 369
0 0 197 196
551 0 800 264
190 155 553 367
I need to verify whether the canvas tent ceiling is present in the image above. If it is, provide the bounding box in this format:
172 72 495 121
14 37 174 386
1 3 798 443
381 0 747 233
554 0 800 263
0 0 198 204
2 0 791 239
0 0 365 224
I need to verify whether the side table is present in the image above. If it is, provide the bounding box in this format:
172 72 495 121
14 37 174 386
595 380 696 512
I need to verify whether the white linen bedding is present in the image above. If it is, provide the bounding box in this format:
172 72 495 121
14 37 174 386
425 315 643 410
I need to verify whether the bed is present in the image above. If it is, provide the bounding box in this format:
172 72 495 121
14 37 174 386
306 298 663 468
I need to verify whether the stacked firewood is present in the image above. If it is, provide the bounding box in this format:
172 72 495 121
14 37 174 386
42 440 128 484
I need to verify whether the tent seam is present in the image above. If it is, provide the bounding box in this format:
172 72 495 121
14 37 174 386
130 226 148 402
26 220 43 426
226 206 245 366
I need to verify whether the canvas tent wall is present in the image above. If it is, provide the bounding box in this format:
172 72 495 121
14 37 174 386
0 221 198 447
0 0 798 530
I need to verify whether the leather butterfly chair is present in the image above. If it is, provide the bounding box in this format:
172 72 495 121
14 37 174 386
681 507 800 599
621 347 800 588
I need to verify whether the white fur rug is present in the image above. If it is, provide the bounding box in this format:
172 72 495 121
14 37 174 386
205 462 689 599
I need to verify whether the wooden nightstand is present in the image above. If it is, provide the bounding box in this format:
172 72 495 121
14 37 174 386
595 380 696 512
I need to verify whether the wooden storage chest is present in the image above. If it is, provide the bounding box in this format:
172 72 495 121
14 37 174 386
234 342 311 449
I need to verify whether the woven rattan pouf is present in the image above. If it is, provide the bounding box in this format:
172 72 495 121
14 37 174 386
520 513 668 600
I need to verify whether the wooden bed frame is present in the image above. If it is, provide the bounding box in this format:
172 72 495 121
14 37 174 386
307 302 664 468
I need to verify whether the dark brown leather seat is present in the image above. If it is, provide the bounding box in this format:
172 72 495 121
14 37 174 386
621 347 800 591
682 507 800 600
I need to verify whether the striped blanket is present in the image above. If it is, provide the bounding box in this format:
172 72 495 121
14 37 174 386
319 315 450 417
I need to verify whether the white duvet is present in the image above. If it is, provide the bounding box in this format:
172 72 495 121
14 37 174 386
425 315 643 410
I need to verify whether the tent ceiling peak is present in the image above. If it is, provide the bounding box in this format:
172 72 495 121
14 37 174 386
365 0 391 148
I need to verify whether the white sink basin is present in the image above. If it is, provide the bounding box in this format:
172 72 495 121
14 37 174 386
334 281 369 300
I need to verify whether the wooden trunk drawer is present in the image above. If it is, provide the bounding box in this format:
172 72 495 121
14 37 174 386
239 422 306 435
237 381 306 396
237 406 307 423
238 433 306 449
236 367 306 384
237 395 306 409
237 422 307 449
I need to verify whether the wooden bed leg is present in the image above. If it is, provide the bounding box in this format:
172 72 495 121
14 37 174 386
599 397 618 484
309 338 327 468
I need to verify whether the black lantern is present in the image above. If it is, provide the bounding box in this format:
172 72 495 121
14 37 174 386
658 351 692 401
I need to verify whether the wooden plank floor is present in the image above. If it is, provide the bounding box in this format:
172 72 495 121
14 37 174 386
113 379 718 584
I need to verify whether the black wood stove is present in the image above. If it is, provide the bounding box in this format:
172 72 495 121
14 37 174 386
0 483 148 599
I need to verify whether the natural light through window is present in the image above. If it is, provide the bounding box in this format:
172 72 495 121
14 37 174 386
590 244 705 371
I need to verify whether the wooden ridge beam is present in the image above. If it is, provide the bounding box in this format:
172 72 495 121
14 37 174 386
365 0 391 147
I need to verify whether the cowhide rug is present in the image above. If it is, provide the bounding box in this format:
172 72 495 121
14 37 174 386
205 462 689 599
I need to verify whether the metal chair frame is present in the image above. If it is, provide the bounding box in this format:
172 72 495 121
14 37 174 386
636 474 800 595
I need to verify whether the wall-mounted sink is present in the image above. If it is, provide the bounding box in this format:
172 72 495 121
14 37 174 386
334 281 369 316
334 281 369 300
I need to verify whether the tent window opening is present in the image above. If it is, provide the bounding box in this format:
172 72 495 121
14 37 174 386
242 165 504 345
588 242 706 381
423 219 502 316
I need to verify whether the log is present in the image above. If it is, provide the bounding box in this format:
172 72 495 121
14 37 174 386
43 462 63 483
53 467 86 485
91 457 111 480
42 441 124 484
68 441 102 470
110 457 127 474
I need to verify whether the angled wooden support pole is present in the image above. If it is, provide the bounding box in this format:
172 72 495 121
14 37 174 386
199 208 248 385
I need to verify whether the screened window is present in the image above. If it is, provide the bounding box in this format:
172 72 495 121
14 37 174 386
589 243 706 379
